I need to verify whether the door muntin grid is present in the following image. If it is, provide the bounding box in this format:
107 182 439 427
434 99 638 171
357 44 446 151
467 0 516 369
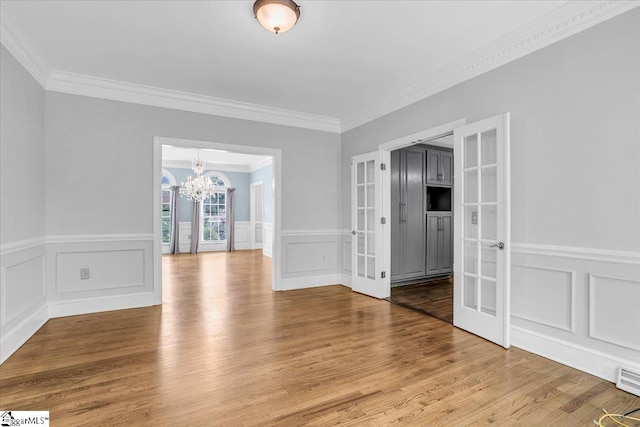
461 129 499 317
356 159 376 280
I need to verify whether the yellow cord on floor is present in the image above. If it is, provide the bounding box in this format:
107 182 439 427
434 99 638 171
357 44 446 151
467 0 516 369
596 409 640 427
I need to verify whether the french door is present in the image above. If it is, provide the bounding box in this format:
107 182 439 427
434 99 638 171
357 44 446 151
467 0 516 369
351 151 387 298
453 113 511 348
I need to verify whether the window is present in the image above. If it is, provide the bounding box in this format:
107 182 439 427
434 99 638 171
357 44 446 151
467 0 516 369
161 169 177 244
201 172 230 243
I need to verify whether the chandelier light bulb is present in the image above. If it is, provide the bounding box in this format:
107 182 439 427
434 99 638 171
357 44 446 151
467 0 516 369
253 0 300 34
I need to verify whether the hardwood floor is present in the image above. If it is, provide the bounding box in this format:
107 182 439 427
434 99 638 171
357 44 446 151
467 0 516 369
1 250 638 425
390 278 454 323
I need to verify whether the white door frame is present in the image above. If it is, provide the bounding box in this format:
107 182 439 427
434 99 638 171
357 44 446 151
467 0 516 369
379 119 466 298
153 137 282 304
249 181 264 249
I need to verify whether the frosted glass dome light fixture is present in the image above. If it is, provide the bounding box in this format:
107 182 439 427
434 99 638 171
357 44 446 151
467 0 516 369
253 0 300 34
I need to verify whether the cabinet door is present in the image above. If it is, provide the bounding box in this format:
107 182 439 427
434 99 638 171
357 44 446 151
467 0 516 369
439 212 453 273
403 148 426 278
440 151 454 186
425 213 440 275
426 150 440 184
390 150 402 281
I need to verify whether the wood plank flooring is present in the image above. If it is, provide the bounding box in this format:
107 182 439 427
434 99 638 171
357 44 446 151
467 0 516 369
390 278 454 323
1 250 638 425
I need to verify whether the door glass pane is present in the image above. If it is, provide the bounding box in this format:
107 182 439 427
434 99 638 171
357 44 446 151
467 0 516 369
366 184 375 207
367 256 375 279
464 206 479 239
480 279 497 316
464 170 478 203
481 166 497 203
366 160 375 183
357 255 365 278
481 247 497 279
357 209 365 231
464 241 479 275
464 134 478 168
357 186 365 207
481 129 497 165
366 209 375 231
367 232 375 255
481 205 497 240
357 162 364 184
357 232 365 254
463 275 478 310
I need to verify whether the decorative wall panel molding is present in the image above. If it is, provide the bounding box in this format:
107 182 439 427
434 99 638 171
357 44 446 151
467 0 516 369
511 264 574 332
589 274 640 352
511 242 640 382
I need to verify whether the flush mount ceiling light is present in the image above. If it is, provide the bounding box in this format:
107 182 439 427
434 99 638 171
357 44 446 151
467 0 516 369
253 0 300 34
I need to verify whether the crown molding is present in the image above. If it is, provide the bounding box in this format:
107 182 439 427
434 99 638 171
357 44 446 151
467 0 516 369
341 0 640 132
249 156 273 172
0 1 50 87
46 70 341 133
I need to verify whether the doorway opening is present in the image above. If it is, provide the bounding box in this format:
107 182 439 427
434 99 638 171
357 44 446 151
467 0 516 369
152 136 282 304
386 134 455 323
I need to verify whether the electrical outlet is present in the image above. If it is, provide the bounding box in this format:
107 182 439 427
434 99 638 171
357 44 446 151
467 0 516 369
80 268 90 280
471 211 478 225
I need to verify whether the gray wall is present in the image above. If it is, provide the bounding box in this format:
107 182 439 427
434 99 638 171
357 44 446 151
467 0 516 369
0 45 48 363
250 163 273 224
342 8 640 252
1 45 46 244
44 93 341 236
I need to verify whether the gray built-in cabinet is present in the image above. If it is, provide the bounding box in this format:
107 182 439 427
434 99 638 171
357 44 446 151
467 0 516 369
426 149 453 186
391 145 453 285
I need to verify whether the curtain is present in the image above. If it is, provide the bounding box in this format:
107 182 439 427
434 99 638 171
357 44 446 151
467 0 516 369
190 200 200 254
169 185 180 254
226 188 236 252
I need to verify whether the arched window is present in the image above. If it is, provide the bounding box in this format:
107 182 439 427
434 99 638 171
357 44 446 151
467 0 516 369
201 172 230 242
161 169 177 244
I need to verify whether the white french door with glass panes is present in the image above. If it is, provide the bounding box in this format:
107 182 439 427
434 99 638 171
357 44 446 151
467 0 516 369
453 113 511 348
351 151 386 298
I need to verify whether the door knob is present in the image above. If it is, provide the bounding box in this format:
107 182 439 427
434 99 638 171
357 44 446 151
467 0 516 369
352 230 356 235
488 242 505 249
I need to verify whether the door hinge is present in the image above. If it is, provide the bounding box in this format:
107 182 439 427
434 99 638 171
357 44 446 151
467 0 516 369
380 163 386 170
381 217 386 224
381 271 386 279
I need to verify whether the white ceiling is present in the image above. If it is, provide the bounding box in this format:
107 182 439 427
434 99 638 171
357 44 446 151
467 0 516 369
2 1 636 132
162 145 271 170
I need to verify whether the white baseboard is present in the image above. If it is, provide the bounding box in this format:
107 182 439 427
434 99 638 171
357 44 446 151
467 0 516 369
0 302 48 364
340 273 352 287
48 292 158 319
511 326 640 383
263 246 273 257
277 274 342 291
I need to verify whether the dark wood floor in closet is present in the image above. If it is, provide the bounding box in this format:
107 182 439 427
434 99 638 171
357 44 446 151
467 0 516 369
389 277 453 323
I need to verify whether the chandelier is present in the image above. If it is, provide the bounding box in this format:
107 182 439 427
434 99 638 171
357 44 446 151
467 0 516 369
253 0 300 34
179 157 214 202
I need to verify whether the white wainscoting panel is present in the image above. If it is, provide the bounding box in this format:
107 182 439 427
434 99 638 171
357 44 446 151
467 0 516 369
0 240 48 364
56 249 145 293
510 243 640 382
340 230 352 287
233 221 250 250
589 274 640 352
179 221 192 253
47 235 155 318
279 230 340 288
263 223 273 258
511 264 574 332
